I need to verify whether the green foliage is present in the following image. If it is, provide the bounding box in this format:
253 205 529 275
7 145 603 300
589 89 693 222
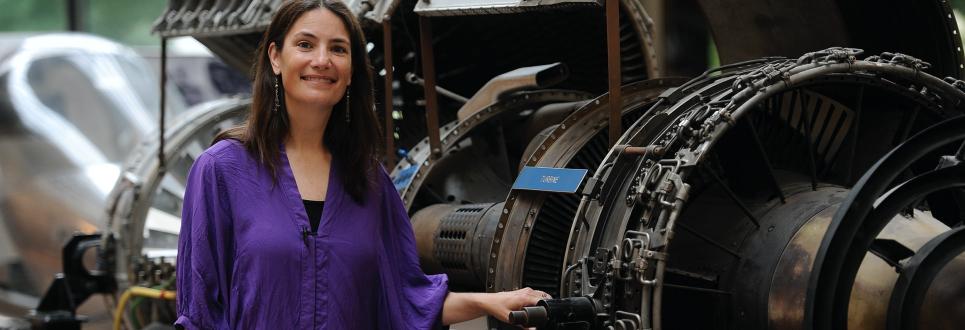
954 0 965 11
0 0 166 46
0 0 66 32
89 0 167 46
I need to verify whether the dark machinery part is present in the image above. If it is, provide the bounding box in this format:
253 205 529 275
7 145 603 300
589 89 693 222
404 79 684 294
886 226 965 330
807 115 965 330
392 89 594 212
494 78 685 298
27 234 116 330
388 49 965 330
557 48 965 329
508 297 602 329
411 203 504 291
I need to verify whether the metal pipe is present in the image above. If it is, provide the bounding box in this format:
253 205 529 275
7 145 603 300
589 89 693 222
159 37 168 174
418 16 442 159
66 0 87 31
795 90 819 190
606 0 622 146
956 140 965 161
406 73 469 104
845 86 864 183
653 182 690 330
454 63 566 121
382 17 396 165
640 283 652 330
112 286 176 330
624 145 665 158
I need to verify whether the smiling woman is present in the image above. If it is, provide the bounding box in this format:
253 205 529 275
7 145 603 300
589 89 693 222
268 8 353 113
174 1 546 329
213 0 380 203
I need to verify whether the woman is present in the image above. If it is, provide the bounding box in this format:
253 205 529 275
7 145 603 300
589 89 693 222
174 0 549 329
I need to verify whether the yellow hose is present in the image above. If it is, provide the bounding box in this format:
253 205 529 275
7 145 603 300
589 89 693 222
113 286 177 330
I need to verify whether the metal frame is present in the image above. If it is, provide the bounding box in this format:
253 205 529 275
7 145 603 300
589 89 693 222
886 226 965 330
105 99 250 287
806 115 965 329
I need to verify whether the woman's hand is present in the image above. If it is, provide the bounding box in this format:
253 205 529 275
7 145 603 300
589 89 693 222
441 288 551 325
478 287 551 323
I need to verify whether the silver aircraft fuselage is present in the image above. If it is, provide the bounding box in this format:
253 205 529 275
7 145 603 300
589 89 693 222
0 33 167 315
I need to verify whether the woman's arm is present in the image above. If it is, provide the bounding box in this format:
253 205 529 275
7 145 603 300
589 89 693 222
175 152 233 329
441 287 550 325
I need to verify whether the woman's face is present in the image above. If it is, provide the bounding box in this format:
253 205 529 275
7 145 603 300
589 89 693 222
269 8 352 111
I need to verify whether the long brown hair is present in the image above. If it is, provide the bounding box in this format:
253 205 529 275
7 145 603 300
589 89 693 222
216 0 382 203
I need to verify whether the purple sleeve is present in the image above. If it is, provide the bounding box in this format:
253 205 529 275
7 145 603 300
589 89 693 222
175 152 233 330
378 169 450 329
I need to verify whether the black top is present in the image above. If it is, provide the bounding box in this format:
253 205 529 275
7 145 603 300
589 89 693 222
302 199 325 233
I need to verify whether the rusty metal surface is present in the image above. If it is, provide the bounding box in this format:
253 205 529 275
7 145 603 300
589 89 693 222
884 217 965 329
410 203 457 274
917 252 965 329
768 202 837 330
768 204 951 330
411 202 505 290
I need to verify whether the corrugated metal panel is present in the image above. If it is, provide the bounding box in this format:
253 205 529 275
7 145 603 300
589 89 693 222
413 0 600 17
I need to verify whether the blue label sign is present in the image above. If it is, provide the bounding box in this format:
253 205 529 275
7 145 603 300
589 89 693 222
392 164 420 193
512 166 588 193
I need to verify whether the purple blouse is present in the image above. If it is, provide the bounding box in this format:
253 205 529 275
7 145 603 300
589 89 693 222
175 140 449 329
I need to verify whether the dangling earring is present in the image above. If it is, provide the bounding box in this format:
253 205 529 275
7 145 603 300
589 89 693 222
344 88 351 123
273 75 281 113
